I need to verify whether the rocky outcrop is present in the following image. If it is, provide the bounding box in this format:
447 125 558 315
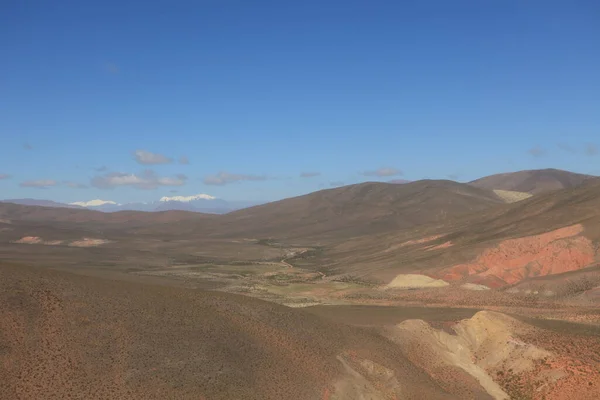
439 224 596 287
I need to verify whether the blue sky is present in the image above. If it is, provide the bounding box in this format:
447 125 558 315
1 0 599 203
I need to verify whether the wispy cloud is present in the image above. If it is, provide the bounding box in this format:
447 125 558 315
179 155 190 165
133 150 172 165
64 181 88 189
91 170 187 190
300 171 321 178
94 165 108 172
20 179 58 189
203 171 267 186
23 142 33 150
528 146 546 157
557 143 577 154
104 62 119 74
362 167 402 177
0 173 10 180
585 143 598 156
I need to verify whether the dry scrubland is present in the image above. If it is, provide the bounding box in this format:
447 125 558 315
1 169 600 399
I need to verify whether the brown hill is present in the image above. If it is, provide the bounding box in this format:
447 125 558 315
0 201 214 224
0 262 490 400
1 199 83 209
0 180 504 272
469 168 594 194
204 180 504 242
0 180 501 238
321 179 600 286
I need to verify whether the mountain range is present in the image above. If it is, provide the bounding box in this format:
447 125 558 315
1 194 263 214
3 168 592 215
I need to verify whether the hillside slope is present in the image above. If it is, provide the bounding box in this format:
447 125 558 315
469 168 594 194
206 180 504 241
321 180 600 285
0 263 485 400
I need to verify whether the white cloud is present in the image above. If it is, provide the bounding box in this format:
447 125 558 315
91 170 187 190
160 194 216 202
20 179 58 188
300 171 321 178
133 150 172 165
70 199 119 207
362 167 402 177
0 173 10 180
203 171 267 186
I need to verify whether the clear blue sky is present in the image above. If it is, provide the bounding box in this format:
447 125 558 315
1 0 599 203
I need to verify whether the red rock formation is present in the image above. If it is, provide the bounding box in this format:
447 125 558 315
439 224 596 286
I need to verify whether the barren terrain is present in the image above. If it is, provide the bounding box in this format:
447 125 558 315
1 170 600 399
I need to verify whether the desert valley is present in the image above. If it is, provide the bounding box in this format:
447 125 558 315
1 168 600 399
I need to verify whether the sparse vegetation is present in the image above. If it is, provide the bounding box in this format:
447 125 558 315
555 274 600 297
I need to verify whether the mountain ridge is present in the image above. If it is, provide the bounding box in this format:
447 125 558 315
469 168 595 194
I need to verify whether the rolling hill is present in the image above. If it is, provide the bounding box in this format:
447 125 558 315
1 198 84 209
205 180 505 241
320 179 600 287
0 201 214 224
2 170 600 399
2 196 263 214
3 170 600 290
0 262 486 400
469 168 595 195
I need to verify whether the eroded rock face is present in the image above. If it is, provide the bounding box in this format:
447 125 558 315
386 312 554 400
331 354 404 400
439 224 596 286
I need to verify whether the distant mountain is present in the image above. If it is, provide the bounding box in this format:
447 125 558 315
469 168 595 194
70 199 119 207
2 199 83 209
1 194 263 214
388 179 412 184
154 194 231 213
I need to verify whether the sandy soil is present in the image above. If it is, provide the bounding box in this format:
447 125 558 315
493 189 533 203
11 236 110 247
68 238 111 247
386 274 450 289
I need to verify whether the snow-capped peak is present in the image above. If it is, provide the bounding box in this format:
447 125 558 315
159 193 216 202
70 199 119 207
